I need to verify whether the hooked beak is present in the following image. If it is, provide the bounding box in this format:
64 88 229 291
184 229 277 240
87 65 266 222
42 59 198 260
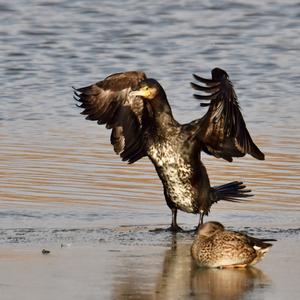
129 90 146 97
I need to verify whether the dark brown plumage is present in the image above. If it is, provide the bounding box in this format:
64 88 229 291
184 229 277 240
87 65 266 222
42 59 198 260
190 68 265 162
74 68 264 231
74 71 148 163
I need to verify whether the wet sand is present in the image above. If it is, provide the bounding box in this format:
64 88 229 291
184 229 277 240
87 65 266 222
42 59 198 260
0 227 299 300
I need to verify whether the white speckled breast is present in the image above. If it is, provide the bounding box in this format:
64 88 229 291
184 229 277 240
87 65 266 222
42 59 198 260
148 140 196 213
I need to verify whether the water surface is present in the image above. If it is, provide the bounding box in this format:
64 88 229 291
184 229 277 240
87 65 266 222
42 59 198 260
0 0 299 299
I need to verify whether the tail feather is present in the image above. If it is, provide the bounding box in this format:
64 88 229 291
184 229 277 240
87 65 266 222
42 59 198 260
213 181 252 203
250 236 276 247
251 244 273 265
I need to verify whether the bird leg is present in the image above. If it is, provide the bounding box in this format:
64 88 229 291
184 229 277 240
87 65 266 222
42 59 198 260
167 208 183 232
195 211 204 232
199 211 204 225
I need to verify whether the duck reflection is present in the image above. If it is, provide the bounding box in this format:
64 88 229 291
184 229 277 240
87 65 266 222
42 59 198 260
111 234 271 299
190 264 269 300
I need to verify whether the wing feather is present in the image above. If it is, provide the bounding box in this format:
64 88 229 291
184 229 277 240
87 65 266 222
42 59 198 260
191 68 265 162
74 71 148 163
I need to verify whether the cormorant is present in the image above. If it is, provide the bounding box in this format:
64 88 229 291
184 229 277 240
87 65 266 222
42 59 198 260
191 221 275 268
74 68 264 231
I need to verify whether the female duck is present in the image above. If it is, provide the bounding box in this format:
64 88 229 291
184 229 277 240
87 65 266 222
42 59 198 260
191 221 275 268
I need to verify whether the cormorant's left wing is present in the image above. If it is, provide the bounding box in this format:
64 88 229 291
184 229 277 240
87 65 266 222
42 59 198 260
190 68 265 162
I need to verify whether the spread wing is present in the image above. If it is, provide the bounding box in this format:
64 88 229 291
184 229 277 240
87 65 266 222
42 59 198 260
74 71 151 164
190 68 265 162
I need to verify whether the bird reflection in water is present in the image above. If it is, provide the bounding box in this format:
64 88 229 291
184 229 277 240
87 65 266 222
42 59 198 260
190 265 270 300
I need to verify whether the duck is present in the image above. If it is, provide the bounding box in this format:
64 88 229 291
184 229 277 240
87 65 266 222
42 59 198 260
191 221 275 268
74 68 264 231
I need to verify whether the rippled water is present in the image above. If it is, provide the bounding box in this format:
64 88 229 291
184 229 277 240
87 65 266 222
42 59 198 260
0 0 300 298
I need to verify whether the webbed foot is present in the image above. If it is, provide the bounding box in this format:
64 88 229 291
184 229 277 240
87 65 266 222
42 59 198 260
166 224 184 232
149 224 184 233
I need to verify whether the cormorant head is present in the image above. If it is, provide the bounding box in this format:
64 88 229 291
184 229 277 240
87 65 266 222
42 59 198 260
197 221 225 237
130 78 165 100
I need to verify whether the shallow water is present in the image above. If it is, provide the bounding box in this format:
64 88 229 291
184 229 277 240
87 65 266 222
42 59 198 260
0 0 300 299
0 238 299 300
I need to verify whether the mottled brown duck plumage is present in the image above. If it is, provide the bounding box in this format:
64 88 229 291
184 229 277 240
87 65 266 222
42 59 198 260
191 221 275 268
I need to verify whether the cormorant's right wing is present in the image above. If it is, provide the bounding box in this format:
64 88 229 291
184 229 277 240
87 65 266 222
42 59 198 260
190 68 265 162
74 71 151 164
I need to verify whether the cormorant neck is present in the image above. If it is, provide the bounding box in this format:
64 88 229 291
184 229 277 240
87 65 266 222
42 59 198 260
149 95 178 128
148 92 172 116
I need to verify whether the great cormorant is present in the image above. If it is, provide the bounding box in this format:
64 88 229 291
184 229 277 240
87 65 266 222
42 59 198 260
74 68 264 231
